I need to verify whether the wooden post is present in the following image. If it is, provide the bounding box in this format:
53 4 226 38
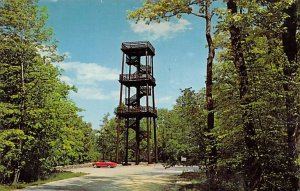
135 59 141 165
125 119 129 165
146 50 151 164
151 55 158 163
116 53 125 163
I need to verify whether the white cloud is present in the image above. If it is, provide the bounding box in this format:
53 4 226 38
157 96 173 104
58 62 119 84
129 19 192 40
60 75 73 85
55 61 119 101
72 87 121 101
75 87 109 100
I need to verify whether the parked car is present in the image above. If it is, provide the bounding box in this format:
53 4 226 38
92 161 117 168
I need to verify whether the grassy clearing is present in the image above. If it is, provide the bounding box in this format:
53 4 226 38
0 171 87 191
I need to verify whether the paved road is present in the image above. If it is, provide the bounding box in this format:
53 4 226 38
20 164 198 191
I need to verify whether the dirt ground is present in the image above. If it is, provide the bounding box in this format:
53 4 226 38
19 164 199 191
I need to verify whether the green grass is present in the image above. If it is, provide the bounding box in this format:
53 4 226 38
0 171 87 191
0 184 13 191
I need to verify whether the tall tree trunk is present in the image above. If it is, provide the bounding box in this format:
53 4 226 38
227 1 261 190
281 2 299 189
204 0 216 186
12 169 20 185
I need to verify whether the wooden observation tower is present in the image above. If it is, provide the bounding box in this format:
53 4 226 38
116 41 158 165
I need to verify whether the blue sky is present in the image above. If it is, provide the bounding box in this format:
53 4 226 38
39 0 208 129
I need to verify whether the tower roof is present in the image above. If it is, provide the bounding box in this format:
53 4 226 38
121 41 155 56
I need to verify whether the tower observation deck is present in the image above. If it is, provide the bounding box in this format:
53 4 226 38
116 41 158 165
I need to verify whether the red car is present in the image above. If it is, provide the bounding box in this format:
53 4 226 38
93 161 117 168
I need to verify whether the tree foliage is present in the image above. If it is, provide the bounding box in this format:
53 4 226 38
214 0 299 189
95 113 118 161
0 0 98 184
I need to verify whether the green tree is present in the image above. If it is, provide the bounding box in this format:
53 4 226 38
214 0 299 189
96 114 118 161
280 0 299 188
154 89 206 166
173 88 207 166
225 1 262 189
0 130 29 184
0 0 96 184
0 0 58 183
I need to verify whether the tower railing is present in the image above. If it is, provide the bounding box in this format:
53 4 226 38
117 106 157 115
119 73 155 82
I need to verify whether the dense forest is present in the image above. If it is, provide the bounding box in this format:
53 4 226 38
0 0 98 185
0 0 299 190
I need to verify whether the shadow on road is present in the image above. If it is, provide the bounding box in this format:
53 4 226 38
20 165 199 191
22 174 177 191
